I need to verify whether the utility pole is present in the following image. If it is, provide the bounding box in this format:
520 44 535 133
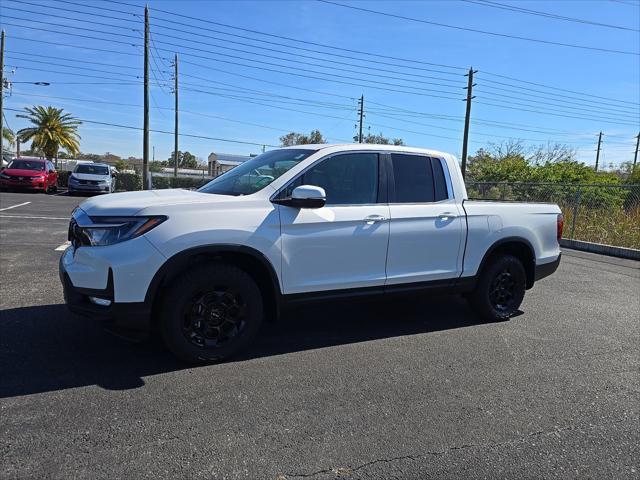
142 5 150 190
633 133 639 171
595 131 602 172
173 53 178 178
0 30 5 162
461 67 476 180
358 95 364 143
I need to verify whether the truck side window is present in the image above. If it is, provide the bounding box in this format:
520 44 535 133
282 153 379 205
431 158 449 201
390 154 435 203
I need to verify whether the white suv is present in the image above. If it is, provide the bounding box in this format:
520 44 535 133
60 144 562 362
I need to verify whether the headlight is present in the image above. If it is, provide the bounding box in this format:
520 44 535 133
34 175 45 180
72 215 167 247
0 173 9 179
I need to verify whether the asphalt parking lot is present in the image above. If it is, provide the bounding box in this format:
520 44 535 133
1 190 639 479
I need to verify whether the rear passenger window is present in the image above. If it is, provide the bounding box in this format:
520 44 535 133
390 154 434 203
431 158 449 201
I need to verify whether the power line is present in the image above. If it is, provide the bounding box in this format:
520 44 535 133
6 51 141 71
9 36 141 57
318 0 639 56
477 82 640 111
102 0 468 70
5 4 468 91
58 0 640 109
145 21 466 88
476 100 639 126
10 90 350 136
3 12 465 99
4 106 279 147
52 0 466 77
608 0 640 7
460 0 639 32
474 88 639 119
13 0 140 24
37 0 640 108
477 72 639 106
0 21 142 49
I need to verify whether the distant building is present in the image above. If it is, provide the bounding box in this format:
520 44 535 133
207 152 254 177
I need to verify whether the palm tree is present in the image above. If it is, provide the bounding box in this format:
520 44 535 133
2 127 15 147
17 106 81 166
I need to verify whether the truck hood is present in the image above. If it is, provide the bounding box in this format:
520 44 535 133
79 189 234 216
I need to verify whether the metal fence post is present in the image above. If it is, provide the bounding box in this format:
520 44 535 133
501 182 507 200
570 187 582 240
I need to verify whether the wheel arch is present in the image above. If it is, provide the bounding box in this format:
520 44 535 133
146 245 282 324
477 237 537 289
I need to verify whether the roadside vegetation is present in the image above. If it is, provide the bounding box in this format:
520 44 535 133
466 141 639 249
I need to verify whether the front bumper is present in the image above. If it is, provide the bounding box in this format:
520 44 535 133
0 178 46 190
68 182 110 193
59 254 151 336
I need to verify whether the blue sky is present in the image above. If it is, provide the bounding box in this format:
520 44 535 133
1 0 639 167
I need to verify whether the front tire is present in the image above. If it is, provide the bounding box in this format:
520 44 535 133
160 263 264 363
468 254 526 322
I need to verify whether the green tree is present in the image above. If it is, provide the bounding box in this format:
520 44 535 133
2 127 15 147
168 151 199 169
149 161 166 173
114 159 129 171
280 129 325 146
16 106 81 166
354 132 404 145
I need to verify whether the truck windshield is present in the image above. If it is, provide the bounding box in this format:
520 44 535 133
198 149 317 196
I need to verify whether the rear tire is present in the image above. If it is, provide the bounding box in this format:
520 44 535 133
160 262 264 363
468 254 526 322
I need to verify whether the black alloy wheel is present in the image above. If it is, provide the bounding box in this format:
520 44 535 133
182 288 247 348
468 254 526 321
160 262 264 363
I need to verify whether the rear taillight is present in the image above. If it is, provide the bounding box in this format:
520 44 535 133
557 213 564 242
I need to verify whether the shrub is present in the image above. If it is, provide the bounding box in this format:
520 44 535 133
151 176 209 190
115 172 142 191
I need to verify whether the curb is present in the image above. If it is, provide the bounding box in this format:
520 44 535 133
560 239 640 261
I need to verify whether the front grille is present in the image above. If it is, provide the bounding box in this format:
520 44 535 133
78 180 100 185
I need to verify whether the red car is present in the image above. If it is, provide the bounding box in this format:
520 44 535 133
0 158 59 193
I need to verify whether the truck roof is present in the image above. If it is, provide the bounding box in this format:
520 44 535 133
280 143 453 159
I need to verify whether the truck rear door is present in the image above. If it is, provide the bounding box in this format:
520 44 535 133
385 154 465 286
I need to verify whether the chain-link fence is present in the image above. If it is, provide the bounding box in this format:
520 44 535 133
466 182 640 250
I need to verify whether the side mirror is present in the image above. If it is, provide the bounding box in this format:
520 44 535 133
274 185 326 209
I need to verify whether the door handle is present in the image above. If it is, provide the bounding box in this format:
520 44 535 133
364 214 387 224
437 212 458 220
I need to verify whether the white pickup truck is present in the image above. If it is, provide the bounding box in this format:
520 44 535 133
60 144 563 362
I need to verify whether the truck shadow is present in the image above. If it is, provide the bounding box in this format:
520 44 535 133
0 296 496 398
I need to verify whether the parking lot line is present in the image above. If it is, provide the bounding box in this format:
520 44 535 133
0 201 31 212
55 241 71 251
0 214 69 220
